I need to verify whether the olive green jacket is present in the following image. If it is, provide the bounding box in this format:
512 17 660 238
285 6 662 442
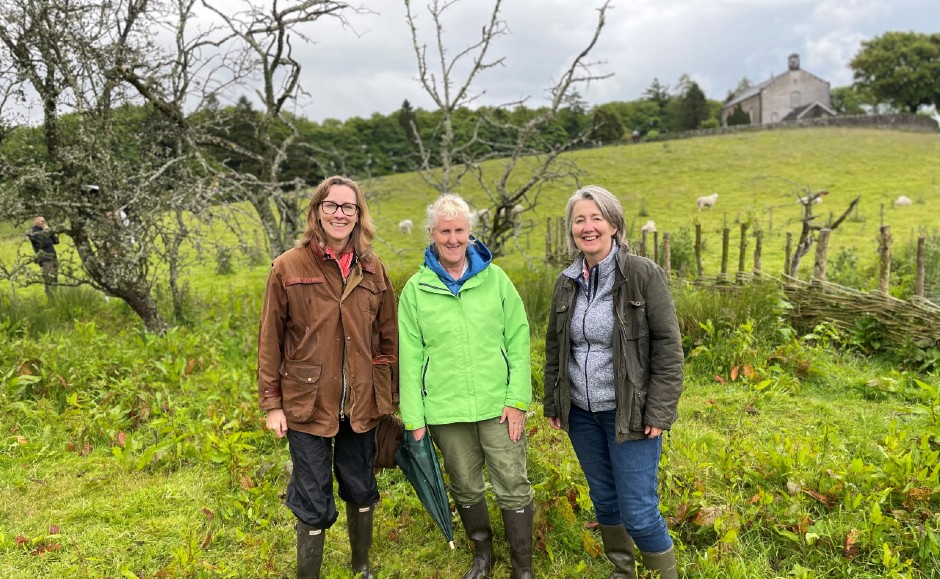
543 248 683 442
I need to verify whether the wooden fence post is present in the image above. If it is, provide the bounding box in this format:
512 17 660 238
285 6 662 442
695 223 703 280
784 232 793 277
545 217 552 262
662 232 671 279
813 228 831 281
720 227 730 281
737 222 749 283
653 231 660 264
879 225 892 294
640 230 648 258
916 236 926 298
753 230 763 274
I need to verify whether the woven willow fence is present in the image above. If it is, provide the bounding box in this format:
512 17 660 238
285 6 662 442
781 277 940 346
545 217 940 348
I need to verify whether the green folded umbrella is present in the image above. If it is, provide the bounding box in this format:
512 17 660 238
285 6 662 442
394 429 455 549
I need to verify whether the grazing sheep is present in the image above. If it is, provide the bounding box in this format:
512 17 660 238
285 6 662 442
640 219 657 233
797 195 823 205
696 192 719 211
398 219 414 234
895 195 913 207
511 203 525 219
477 208 491 224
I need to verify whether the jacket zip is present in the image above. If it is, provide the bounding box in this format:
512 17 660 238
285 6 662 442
581 305 593 411
421 357 430 397
333 258 348 421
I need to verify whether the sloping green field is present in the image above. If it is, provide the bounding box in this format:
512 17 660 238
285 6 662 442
366 127 940 277
2 127 940 578
3 127 938 296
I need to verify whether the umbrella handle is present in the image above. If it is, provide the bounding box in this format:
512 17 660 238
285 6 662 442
448 541 455 550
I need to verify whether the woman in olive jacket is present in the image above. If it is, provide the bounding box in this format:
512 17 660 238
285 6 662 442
258 175 398 579
543 185 683 579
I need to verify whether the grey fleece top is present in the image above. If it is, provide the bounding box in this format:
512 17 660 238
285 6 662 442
565 242 619 412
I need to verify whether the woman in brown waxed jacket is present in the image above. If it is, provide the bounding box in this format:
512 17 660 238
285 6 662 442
257 175 398 579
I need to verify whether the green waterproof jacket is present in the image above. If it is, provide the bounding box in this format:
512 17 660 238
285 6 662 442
398 262 531 430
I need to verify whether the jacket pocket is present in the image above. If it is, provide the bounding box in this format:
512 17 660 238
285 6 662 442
620 300 649 339
371 362 394 419
554 302 569 335
279 361 322 423
357 278 387 316
629 388 648 432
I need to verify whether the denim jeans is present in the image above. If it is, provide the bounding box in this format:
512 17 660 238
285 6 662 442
567 404 673 553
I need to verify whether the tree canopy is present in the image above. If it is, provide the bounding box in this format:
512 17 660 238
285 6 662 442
850 31 940 114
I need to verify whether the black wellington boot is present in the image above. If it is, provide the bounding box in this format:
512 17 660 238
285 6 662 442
296 519 325 579
501 502 535 579
346 503 375 579
457 501 494 579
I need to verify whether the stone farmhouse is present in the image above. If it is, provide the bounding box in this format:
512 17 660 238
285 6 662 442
721 54 835 126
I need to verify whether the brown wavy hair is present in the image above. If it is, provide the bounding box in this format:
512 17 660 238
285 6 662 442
296 175 376 259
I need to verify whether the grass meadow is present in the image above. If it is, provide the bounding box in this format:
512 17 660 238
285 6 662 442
2 127 940 578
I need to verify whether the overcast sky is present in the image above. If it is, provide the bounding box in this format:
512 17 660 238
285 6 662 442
269 0 940 123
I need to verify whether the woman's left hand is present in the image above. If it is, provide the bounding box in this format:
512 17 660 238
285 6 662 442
644 425 664 439
500 406 526 442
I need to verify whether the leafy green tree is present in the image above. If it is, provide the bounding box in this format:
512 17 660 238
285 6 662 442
850 31 940 113
829 86 869 115
726 76 753 103
590 107 624 143
727 104 751 126
397 100 419 152
644 78 672 116
674 81 709 131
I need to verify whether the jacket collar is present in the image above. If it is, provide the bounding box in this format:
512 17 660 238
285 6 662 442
423 236 492 295
308 241 375 274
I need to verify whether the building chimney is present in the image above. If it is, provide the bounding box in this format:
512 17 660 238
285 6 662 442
788 53 800 71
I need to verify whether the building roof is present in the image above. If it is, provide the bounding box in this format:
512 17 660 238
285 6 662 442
722 62 830 111
781 101 836 121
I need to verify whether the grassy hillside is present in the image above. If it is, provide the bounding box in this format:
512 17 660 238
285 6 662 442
365 127 940 278
2 125 940 577
3 127 939 301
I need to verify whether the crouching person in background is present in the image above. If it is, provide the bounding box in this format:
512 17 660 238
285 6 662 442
257 175 398 579
544 185 683 579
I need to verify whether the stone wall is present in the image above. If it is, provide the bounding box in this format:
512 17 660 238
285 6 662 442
655 113 939 142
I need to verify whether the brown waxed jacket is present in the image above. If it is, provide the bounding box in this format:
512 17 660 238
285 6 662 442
257 243 398 437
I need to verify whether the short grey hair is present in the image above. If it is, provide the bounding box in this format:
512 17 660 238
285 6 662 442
425 193 476 232
565 185 626 254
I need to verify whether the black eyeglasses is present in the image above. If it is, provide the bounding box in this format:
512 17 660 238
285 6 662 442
319 200 359 216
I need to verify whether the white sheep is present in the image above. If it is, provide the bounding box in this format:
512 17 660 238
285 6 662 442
640 219 657 233
895 195 913 207
797 195 822 205
476 208 491 224
511 203 525 219
398 219 414 234
696 192 719 211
